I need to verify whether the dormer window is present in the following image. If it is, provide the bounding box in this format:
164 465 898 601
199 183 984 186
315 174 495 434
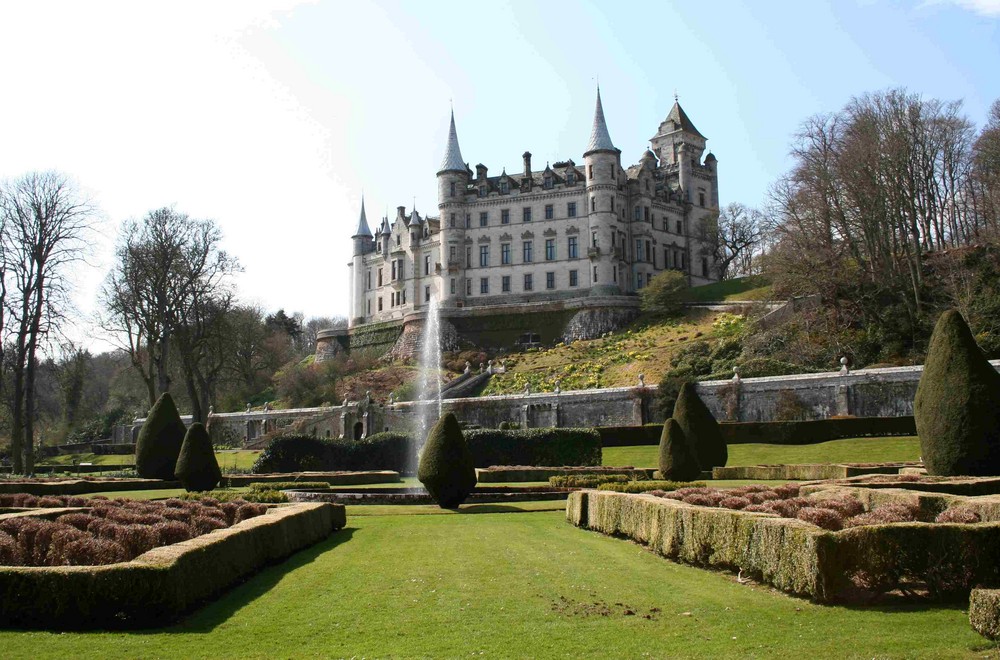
479 186 487 197
500 181 509 194
566 172 575 186
543 176 553 189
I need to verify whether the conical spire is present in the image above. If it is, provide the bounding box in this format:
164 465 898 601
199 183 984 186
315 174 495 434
585 87 617 155
665 100 705 139
438 109 466 174
353 196 372 238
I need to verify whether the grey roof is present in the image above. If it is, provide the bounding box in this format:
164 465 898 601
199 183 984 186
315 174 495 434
353 197 372 237
379 217 391 234
585 88 617 154
410 208 423 225
438 110 466 173
665 101 705 139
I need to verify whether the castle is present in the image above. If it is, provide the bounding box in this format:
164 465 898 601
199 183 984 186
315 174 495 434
317 89 720 360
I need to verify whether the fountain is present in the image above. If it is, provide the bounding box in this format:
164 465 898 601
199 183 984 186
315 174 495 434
413 297 443 474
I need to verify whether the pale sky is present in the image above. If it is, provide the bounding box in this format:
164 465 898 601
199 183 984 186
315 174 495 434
0 0 998 352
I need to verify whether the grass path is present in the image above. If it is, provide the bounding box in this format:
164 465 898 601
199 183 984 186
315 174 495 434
604 436 922 468
0 506 987 659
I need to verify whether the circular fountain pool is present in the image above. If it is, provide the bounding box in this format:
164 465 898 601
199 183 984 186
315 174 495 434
284 486 570 506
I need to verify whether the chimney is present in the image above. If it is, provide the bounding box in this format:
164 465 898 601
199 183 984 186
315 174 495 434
523 151 532 177
397 206 406 220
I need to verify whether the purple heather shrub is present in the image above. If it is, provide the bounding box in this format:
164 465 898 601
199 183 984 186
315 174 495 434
812 497 865 517
935 506 981 523
772 483 801 498
844 503 922 528
719 496 752 510
114 525 160 560
45 527 89 565
743 504 771 513
0 530 20 565
192 515 227 535
153 521 194 545
796 507 844 531
746 491 780 504
36 497 65 508
682 494 717 507
60 537 128 566
234 503 268 523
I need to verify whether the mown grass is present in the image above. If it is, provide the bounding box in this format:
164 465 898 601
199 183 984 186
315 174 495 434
603 436 922 468
680 275 774 302
0 504 986 659
41 450 261 472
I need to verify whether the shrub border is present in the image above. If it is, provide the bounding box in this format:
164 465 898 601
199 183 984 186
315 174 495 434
712 463 917 481
475 466 655 483
225 470 400 486
0 479 178 496
0 502 346 628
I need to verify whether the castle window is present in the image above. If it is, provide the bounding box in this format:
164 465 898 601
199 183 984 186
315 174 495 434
634 206 641 221
402 289 406 304
479 245 489 267
479 186 486 197
644 207 650 222
367 299 371 314
567 202 576 217
449 245 456 262
567 172 575 185
450 278 456 294
524 273 533 291
545 239 555 261
523 207 532 223
636 272 643 290
501 243 511 265
676 219 683 234
480 278 489 294
664 247 670 268
593 266 598 282
466 279 472 295
465 214 471 228
466 246 472 268
423 255 430 275
546 272 555 289
378 268 383 286
699 191 706 207
378 297 383 311
479 211 488 227
523 241 533 263
450 213 455 228
425 286 431 302
500 181 509 194
568 236 578 259
646 240 651 262
591 231 598 248
543 176 553 189
635 239 643 262
501 209 510 224
502 275 511 293
610 197 614 212
397 234 401 245
545 204 553 220
590 197 595 212
391 261 396 280
366 270 371 289
702 257 709 277
569 270 578 287
588 165 593 179
450 182 456 197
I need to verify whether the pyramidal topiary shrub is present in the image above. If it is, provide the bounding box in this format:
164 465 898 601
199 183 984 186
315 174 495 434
175 422 223 492
658 418 702 481
418 413 477 509
915 309 1000 476
673 382 727 469
135 392 186 480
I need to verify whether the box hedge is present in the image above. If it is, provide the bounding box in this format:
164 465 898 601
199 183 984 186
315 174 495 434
595 480 705 493
567 490 1000 602
252 428 601 474
0 502 344 628
970 588 1000 639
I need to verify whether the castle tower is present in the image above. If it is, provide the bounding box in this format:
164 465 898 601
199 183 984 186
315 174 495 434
349 197 373 327
583 87 622 295
650 99 707 202
437 109 469 308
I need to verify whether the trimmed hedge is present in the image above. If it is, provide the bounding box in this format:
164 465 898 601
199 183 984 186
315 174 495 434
464 428 601 467
0 503 344 628
225 471 399 487
970 589 1000 639
174 423 222 492
252 428 601 474
659 419 702 481
568 490 1000 602
418 413 477 509
605 417 918 447
135 393 186 480
247 482 330 491
673 383 726 469
476 466 655 483
596 480 705 493
549 474 632 488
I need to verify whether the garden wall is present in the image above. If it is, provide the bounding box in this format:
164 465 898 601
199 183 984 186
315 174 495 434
0 502 345 628
129 360 1000 444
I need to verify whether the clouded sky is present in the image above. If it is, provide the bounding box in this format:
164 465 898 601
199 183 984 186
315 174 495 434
0 0 997 351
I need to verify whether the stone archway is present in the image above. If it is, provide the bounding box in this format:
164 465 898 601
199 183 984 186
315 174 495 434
353 421 364 440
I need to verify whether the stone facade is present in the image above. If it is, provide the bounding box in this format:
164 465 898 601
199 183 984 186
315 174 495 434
329 89 721 358
133 361 1000 447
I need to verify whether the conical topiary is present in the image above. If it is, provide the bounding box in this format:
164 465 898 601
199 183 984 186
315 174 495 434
175 423 223 492
417 413 477 509
135 392 186 480
673 382 727 469
915 309 1000 476
658 418 701 481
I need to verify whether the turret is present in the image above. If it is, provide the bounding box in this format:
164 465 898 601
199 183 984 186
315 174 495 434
437 109 468 308
583 87 622 295
705 152 719 209
650 99 707 167
349 197 373 327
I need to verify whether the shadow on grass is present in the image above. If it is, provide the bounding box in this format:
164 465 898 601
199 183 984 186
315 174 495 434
156 527 358 634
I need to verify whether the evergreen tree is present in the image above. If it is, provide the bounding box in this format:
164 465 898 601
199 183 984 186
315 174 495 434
672 382 727 469
417 413 477 509
658 418 701 481
915 309 1000 475
135 392 186 480
175 422 223 492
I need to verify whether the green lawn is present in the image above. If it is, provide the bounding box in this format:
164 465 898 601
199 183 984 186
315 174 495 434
681 275 773 302
40 450 261 472
0 505 986 658
604 436 922 468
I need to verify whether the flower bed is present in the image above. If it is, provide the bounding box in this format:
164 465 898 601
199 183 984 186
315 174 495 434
567 488 1000 602
711 463 919 481
0 495 269 566
223 470 400 487
0 501 345 628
